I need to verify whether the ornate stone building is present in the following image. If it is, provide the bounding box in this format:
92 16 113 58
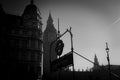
0 0 42 80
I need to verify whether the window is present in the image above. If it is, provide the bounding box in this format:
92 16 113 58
35 31 38 37
38 40 42 49
28 40 31 48
22 51 27 61
11 30 15 34
23 30 27 36
19 40 22 48
32 21 37 28
38 22 42 29
28 31 32 36
15 29 19 35
18 52 22 60
31 31 34 36
35 40 38 49
10 39 14 47
19 30 23 35
37 54 41 62
14 39 19 47
35 53 38 61
28 51 31 61
22 39 28 48
31 40 35 48
31 52 35 61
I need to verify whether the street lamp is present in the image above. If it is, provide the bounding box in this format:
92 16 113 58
105 42 111 80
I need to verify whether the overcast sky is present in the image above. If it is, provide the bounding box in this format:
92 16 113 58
1 0 120 70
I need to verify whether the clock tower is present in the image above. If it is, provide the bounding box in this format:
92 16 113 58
43 12 57 75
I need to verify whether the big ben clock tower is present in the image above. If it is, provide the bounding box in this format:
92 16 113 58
43 12 57 75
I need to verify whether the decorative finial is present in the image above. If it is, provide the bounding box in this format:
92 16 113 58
31 0 34 4
58 18 60 36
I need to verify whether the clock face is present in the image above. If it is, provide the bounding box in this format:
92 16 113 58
43 32 57 42
48 33 56 41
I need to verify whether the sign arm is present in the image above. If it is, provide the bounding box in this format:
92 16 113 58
49 28 69 72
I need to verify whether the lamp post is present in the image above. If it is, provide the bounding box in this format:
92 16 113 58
105 42 111 80
68 27 75 80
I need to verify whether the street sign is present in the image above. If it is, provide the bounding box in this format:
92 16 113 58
51 52 73 71
55 39 64 56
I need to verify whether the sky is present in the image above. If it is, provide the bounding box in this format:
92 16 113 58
1 0 120 70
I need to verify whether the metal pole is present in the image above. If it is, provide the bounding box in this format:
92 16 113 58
106 42 111 80
58 18 60 36
58 55 61 80
68 27 75 80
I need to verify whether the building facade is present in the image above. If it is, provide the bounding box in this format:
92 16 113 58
0 0 42 80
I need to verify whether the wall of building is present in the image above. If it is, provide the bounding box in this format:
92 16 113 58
0 1 42 80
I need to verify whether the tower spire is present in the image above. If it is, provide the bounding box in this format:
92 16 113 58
49 10 52 19
94 54 99 65
47 11 53 24
93 54 99 70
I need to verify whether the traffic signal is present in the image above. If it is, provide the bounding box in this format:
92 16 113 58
55 39 64 56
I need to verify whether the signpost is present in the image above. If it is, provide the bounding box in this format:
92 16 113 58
51 52 73 71
49 27 74 80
